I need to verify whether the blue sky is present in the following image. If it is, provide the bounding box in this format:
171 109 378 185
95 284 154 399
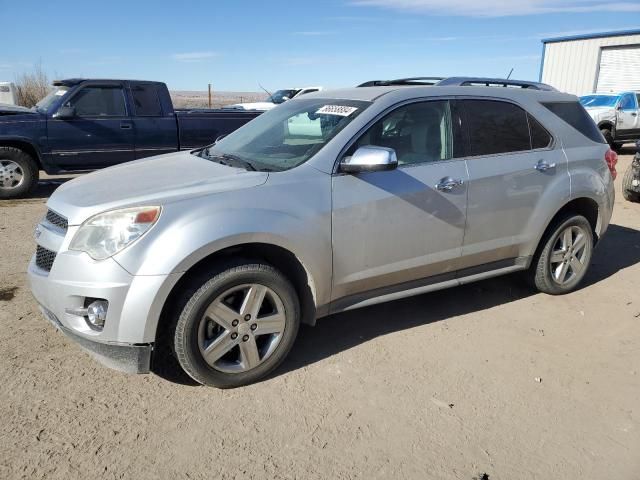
1 0 639 92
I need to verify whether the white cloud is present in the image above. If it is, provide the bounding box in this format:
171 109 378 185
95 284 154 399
171 52 219 62
351 0 640 17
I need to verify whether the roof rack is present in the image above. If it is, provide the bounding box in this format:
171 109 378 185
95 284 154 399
357 77 444 87
435 77 556 91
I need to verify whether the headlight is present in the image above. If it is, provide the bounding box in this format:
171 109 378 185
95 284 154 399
69 206 161 260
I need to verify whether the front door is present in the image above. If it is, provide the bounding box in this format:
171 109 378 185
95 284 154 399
331 100 468 308
47 84 134 169
616 93 640 141
460 99 566 268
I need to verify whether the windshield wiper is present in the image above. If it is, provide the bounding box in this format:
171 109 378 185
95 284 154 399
205 152 256 171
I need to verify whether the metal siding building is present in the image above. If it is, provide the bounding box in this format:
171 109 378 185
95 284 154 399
540 30 640 96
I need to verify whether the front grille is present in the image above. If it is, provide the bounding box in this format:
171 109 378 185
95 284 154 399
45 209 68 232
35 246 57 272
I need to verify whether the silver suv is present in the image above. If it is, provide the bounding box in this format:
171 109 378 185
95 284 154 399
28 84 617 388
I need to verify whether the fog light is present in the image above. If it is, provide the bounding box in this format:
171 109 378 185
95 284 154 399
86 300 108 329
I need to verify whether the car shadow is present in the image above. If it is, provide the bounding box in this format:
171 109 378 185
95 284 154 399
0 176 76 204
274 223 640 378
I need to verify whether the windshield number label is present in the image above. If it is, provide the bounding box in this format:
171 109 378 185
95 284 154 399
316 105 358 117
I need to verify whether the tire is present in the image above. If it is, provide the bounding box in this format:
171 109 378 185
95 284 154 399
528 214 594 295
601 128 616 149
0 147 39 199
173 261 300 388
622 164 640 203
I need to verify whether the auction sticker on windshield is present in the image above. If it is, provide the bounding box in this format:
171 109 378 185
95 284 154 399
316 105 359 117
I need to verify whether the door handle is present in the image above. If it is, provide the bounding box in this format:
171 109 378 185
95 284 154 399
436 177 464 192
534 160 556 172
632 112 638 117
120 122 132 130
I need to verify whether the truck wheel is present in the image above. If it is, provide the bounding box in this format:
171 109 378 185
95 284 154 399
622 164 640 203
0 147 39 199
173 261 300 388
601 128 615 149
528 214 594 295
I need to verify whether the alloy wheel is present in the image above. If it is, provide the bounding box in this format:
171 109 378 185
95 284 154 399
549 225 590 285
197 283 287 373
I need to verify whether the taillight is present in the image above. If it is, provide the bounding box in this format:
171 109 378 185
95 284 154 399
605 149 618 180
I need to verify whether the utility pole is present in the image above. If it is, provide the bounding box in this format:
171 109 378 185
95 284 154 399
208 83 212 108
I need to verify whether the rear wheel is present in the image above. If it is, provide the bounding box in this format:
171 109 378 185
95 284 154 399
173 261 300 388
529 214 594 295
0 147 39 199
622 164 640 203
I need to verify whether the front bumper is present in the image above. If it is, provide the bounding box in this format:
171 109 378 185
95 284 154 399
39 305 152 373
27 223 174 374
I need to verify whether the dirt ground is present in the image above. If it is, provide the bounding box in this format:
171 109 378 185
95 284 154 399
1 153 639 480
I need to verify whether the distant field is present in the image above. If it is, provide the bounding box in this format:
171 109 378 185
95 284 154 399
171 90 267 109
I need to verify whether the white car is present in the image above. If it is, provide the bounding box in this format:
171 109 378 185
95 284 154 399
580 92 640 151
226 87 323 111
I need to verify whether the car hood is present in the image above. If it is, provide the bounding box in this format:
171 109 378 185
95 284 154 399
0 104 35 115
48 150 269 225
584 106 615 121
225 102 276 111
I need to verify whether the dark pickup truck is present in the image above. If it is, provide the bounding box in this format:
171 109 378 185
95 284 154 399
0 79 261 198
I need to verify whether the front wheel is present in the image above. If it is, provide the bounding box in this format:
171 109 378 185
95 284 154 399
0 147 39 199
529 214 594 295
173 262 300 388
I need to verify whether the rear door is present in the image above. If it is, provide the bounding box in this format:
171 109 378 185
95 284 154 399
129 82 179 159
47 83 134 169
331 99 469 306
459 98 564 269
616 93 640 141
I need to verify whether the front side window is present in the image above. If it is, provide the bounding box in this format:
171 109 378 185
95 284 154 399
67 86 126 117
619 93 636 111
464 100 531 156
350 100 454 165
131 84 162 116
201 98 370 171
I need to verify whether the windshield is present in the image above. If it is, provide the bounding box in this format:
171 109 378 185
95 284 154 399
579 95 620 108
199 98 371 171
34 86 70 112
268 89 300 104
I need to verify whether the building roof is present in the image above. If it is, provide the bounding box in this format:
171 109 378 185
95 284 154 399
542 29 640 44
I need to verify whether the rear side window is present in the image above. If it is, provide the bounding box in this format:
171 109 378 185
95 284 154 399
464 100 531 156
131 84 162 116
619 93 636 110
541 102 605 144
528 114 552 149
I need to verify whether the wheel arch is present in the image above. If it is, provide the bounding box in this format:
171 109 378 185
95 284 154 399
155 242 319 349
0 137 43 169
529 197 600 268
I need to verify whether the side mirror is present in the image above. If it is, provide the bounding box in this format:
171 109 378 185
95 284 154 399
340 146 398 174
53 105 76 119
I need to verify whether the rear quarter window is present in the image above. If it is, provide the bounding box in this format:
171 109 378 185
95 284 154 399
131 84 163 116
541 101 605 144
